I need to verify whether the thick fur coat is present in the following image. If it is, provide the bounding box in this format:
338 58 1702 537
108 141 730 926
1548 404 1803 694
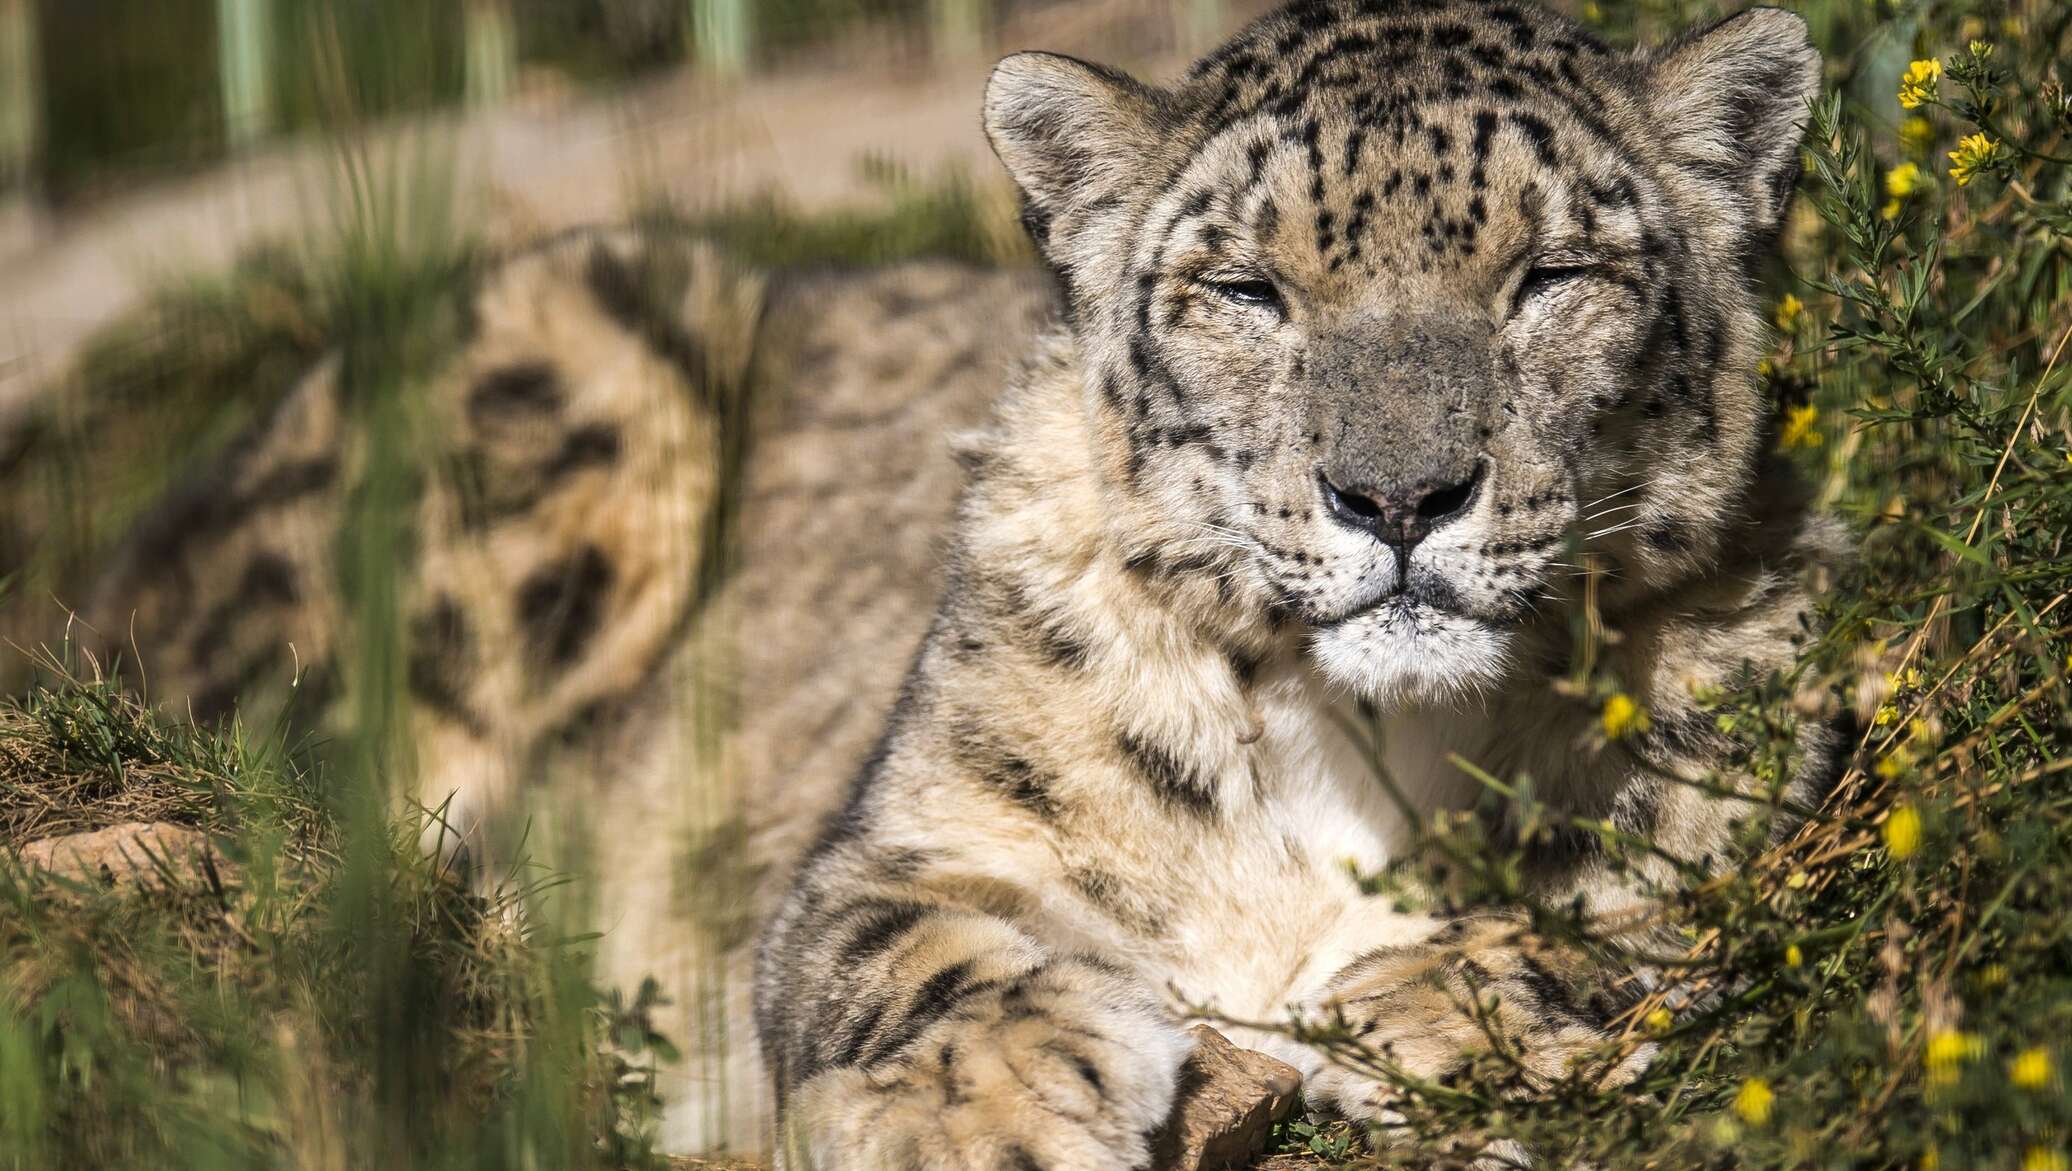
67 1 1845 1164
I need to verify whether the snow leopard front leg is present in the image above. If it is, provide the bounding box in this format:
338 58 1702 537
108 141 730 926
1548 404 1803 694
757 849 1193 1171
1295 915 1644 1128
1298 600 1846 1126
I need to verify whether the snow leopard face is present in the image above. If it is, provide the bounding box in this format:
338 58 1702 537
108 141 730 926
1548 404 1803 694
987 0 1818 700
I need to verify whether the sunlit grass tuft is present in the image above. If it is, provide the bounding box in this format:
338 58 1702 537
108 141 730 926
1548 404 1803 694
0 667 672 1169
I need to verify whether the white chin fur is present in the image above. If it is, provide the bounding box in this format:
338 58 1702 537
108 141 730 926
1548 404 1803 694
1308 605 1511 704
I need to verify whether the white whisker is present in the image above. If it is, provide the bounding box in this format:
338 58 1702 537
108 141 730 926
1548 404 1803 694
1585 520 1645 541
1581 502 1647 523
1582 482 1646 510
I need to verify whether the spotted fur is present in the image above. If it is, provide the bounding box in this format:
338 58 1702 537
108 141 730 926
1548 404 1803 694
72 230 1054 1152
86 231 747 861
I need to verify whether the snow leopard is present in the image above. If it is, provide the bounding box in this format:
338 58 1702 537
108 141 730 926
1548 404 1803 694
754 1 1843 1166
51 0 1846 1163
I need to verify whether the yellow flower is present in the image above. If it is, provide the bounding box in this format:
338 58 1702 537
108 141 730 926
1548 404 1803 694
2023 1149 2067 1171
1967 40 1993 60
1947 133 2002 187
1924 1031 1975 1064
1757 357 1776 377
1785 944 1804 968
1875 703 1899 726
1898 58 1941 109
1780 404 1823 449
1886 161 1925 199
1925 1029 1983 1085
1602 693 1649 740
2011 1048 2054 1089
1884 803 1922 859
1922 1147 1942 1171
1645 1006 1673 1035
1733 1078 1774 1125
1774 292 1805 330
1899 116 1936 155
1880 198 1904 221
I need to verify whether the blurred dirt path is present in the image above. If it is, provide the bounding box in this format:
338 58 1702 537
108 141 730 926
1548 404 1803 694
0 60 997 427
0 2 1271 430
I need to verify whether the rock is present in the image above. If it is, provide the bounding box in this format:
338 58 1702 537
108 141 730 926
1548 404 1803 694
1151 1025 1305 1171
14 821 221 887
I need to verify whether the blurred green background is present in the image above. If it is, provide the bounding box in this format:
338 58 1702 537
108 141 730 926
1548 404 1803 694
11 0 1209 204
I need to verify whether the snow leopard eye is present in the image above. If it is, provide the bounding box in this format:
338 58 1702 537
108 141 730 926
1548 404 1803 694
1509 265 1598 316
1200 276 1285 315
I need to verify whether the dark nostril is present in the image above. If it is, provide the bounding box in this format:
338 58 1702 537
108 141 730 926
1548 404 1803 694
1320 473 1384 520
1415 463 1485 523
1320 462 1485 553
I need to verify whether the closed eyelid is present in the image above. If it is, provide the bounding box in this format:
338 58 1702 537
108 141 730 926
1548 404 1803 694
1519 249 1600 276
1200 275 1282 303
1505 259 1618 319
1179 256 1290 293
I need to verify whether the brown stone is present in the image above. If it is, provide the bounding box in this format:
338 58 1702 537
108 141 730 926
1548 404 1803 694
1151 1025 1305 1171
15 821 221 887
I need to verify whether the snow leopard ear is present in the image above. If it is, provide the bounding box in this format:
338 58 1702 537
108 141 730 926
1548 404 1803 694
985 52 1169 253
1645 7 1822 255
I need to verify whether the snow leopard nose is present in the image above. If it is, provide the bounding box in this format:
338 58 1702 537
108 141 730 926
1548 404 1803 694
1318 462 1485 555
